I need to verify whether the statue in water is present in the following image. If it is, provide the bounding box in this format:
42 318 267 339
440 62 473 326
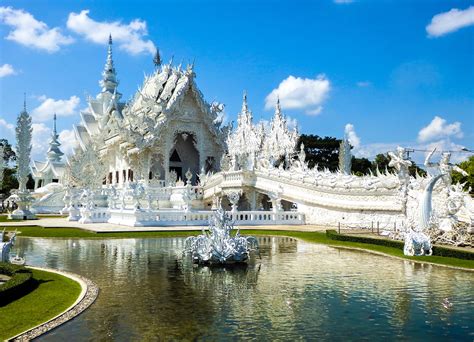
184 209 259 264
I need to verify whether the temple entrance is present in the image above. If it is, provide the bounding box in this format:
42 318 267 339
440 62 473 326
169 132 199 184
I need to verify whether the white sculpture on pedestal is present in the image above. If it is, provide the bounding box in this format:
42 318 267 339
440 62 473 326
9 99 36 220
0 144 4 187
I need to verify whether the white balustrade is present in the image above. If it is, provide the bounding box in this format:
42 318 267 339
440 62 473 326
106 208 305 227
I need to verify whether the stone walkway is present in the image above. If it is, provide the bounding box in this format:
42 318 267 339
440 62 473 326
1 217 329 233
10 267 99 341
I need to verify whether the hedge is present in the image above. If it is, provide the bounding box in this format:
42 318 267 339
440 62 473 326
326 230 474 260
0 263 33 305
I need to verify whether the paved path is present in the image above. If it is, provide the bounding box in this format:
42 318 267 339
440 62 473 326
1 217 329 233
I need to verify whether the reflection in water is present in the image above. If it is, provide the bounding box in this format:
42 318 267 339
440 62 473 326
15 237 473 340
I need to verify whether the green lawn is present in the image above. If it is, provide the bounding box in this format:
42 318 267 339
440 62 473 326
5 226 474 269
0 268 82 340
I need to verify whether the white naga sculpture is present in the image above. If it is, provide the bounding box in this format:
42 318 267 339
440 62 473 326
9 101 36 220
184 209 259 264
403 175 444 256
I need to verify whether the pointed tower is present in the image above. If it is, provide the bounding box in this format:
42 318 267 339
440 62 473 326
238 91 253 127
99 34 121 99
339 134 352 175
262 97 298 166
46 114 64 162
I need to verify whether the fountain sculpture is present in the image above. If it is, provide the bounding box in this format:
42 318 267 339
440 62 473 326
184 209 260 264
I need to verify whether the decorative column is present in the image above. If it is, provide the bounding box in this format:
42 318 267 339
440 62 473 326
227 191 240 213
9 99 36 220
0 144 4 188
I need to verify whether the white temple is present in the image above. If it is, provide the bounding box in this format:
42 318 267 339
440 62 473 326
27 36 474 236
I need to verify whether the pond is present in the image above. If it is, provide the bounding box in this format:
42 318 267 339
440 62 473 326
15 236 473 340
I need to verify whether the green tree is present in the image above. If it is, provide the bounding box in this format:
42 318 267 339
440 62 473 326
0 139 34 197
298 135 341 171
0 139 16 163
351 157 372 175
452 155 474 194
372 153 393 173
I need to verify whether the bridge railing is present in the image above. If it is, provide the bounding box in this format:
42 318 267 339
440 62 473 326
107 208 305 227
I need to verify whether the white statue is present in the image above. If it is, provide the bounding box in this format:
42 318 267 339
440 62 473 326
388 146 412 191
338 136 352 175
424 149 468 188
0 144 4 186
9 100 36 220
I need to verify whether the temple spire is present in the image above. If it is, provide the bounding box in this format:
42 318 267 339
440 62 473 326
53 113 57 135
47 114 64 162
23 93 27 112
275 96 283 119
239 91 253 124
99 34 120 96
153 48 161 67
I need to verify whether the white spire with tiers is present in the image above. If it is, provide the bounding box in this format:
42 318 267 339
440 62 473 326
46 114 64 162
99 34 120 97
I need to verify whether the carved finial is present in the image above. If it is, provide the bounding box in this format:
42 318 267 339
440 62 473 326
153 48 161 67
23 92 27 112
108 33 113 45
53 113 57 135
275 96 282 117
242 91 248 112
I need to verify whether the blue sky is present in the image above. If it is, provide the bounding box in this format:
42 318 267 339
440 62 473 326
0 0 473 164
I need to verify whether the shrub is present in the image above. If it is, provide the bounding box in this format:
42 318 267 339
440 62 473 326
325 230 474 260
0 262 33 305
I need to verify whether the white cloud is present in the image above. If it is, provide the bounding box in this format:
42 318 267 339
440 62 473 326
31 123 51 159
67 10 155 55
353 142 402 160
0 64 16 77
426 6 474 37
31 95 80 122
417 116 463 143
0 118 14 133
265 74 330 115
58 129 78 156
0 6 74 52
344 123 360 149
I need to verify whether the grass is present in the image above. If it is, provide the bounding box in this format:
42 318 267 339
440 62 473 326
0 268 82 340
5 226 474 269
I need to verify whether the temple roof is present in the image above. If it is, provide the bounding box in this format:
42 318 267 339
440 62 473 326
31 159 65 178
